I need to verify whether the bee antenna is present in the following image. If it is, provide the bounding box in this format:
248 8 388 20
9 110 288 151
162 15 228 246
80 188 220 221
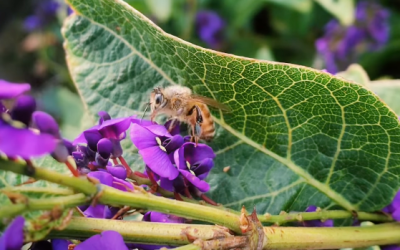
141 103 151 122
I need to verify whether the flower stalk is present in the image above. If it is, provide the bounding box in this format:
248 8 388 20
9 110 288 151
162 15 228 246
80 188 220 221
46 217 400 249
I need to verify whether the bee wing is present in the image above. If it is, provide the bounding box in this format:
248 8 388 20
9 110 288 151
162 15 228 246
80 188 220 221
191 95 231 112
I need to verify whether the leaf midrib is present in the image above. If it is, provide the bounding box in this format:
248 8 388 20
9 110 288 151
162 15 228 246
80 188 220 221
68 10 357 211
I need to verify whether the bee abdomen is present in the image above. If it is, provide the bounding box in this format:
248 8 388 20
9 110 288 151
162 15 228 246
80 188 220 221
200 120 215 141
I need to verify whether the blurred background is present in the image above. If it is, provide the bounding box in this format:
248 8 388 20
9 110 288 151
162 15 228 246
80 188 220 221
0 0 399 139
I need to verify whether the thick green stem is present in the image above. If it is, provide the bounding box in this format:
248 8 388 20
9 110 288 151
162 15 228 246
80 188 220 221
99 186 242 233
264 222 400 249
260 210 392 224
48 217 400 249
0 194 88 220
48 217 231 244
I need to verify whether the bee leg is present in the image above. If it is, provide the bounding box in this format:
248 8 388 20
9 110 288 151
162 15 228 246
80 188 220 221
192 123 201 146
167 119 177 133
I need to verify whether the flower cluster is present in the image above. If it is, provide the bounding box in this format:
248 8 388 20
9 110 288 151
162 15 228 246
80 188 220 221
131 122 216 196
196 11 225 50
24 0 60 31
316 1 390 73
0 79 215 248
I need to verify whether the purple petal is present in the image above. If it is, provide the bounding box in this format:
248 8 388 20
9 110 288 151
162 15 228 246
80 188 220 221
32 111 61 138
98 111 111 125
192 158 214 180
112 177 134 192
51 239 71 250
159 177 174 192
163 135 184 153
143 211 185 223
73 125 100 145
381 245 400 250
98 117 131 139
63 139 74 155
24 15 43 31
145 125 171 137
51 140 70 163
74 231 128 250
391 190 400 209
0 124 56 159
84 129 103 151
392 209 400 222
95 153 109 168
110 138 123 158
84 204 106 218
0 80 30 99
305 205 317 212
130 123 158 150
183 143 215 166
87 171 113 186
107 164 127 180
11 95 36 126
131 117 154 127
179 169 209 192
104 206 120 219
97 138 112 159
139 146 179 180
0 216 24 250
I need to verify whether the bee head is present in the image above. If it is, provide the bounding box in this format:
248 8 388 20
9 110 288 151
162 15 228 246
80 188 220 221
150 87 167 112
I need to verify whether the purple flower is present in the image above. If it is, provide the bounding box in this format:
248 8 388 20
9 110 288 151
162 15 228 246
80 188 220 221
11 95 36 126
0 80 30 99
196 11 225 49
74 111 131 158
303 206 333 227
382 189 400 221
106 164 127 179
74 231 128 250
131 123 183 180
173 142 215 192
0 216 24 250
23 0 60 31
95 138 113 168
316 1 390 73
32 111 70 162
0 118 56 159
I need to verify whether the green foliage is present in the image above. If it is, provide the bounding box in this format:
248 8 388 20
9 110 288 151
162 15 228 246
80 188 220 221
0 156 73 240
63 0 400 214
314 0 355 26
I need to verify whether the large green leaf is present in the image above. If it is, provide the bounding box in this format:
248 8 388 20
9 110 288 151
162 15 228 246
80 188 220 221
62 0 400 214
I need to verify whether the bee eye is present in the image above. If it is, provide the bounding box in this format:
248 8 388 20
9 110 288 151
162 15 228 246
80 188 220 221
155 94 163 105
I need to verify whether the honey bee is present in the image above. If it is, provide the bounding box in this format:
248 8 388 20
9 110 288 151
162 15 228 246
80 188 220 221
148 86 230 144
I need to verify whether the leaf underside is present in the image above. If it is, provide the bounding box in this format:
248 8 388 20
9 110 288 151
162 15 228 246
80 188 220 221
63 0 400 214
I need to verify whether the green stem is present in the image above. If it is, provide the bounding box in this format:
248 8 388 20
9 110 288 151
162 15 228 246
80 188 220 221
260 210 392 224
99 186 242 233
0 159 242 233
171 244 201 250
264 222 400 249
0 159 96 195
48 217 400 249
48 217 231 244
0 194 88 220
